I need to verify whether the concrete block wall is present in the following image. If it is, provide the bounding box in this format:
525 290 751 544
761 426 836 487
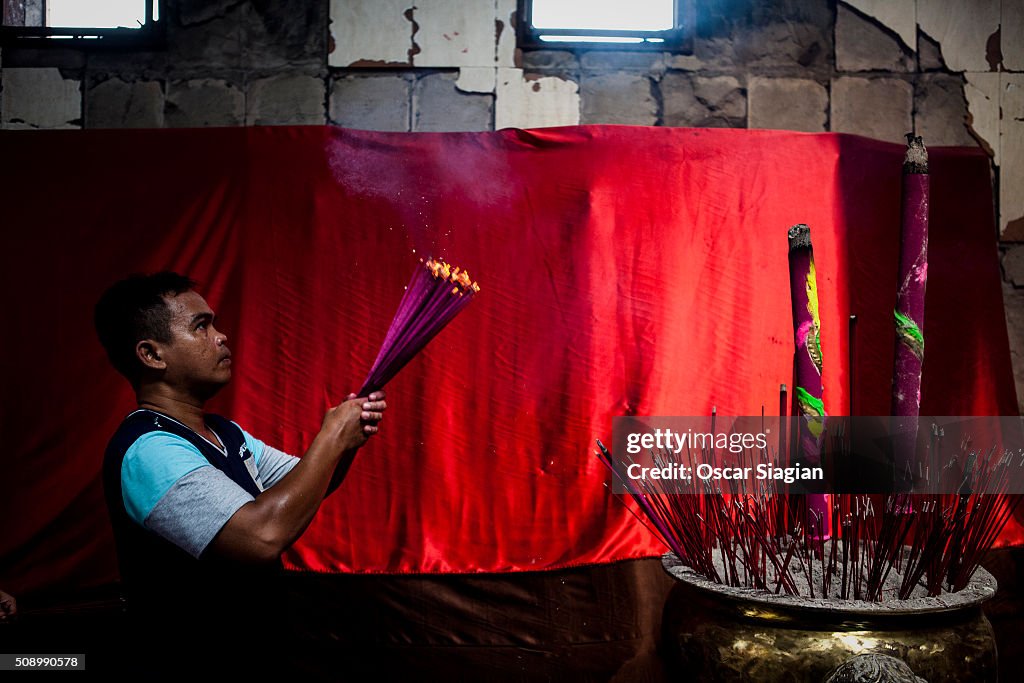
2 0 1022 409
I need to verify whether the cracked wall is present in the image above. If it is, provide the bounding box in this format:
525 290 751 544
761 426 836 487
2 0 1023 407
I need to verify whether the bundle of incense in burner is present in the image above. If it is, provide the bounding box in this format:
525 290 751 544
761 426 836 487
358 258 480 397
787 224 831 537
891 135 930 488
595 431 1024 600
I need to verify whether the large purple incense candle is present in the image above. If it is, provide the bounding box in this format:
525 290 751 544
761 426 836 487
787 224 830 535
891 135 929 487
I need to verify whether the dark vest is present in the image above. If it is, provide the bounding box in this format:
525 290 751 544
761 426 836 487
102 409 283 648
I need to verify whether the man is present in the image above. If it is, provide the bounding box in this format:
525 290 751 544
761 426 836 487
94 272 385 672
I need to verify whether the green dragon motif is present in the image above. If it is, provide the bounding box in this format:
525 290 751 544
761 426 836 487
894 309 924 361
795 387 825 417
795 386 826 438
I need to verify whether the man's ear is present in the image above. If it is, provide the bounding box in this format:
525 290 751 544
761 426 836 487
136 340 167 370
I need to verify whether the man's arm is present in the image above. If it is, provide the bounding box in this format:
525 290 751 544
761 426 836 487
323 392 372 496
205 393 386 564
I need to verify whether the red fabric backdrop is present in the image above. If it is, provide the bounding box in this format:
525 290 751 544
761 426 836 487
0 126 1017 596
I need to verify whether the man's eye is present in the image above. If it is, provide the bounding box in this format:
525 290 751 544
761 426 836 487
196 323 207 331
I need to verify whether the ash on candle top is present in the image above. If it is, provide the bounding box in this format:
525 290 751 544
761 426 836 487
903 134 929 174
787 223 812 250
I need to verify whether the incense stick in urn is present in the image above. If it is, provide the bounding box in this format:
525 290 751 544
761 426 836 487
358 258 480 397
787 224 830 536
891 135 929 487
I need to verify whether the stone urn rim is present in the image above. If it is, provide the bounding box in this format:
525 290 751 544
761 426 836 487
661 551 997 618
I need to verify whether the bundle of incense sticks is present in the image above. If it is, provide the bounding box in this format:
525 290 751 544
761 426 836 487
596 433 1022 600
358 258 480 396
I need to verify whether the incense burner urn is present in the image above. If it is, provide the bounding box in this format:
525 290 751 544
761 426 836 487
661 553 998 682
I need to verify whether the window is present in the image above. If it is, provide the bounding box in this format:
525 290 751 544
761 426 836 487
1 0 164 47
517 0 693 52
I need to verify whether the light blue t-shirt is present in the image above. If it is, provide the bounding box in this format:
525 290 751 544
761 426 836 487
121 421 299 558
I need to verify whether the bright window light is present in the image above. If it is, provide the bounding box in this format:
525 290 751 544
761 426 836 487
47 0 155 29
520 0 686 50
1 0 162 46
531 0 674 32
539 35 645 44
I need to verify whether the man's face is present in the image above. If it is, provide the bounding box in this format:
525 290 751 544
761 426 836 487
156 290 232 398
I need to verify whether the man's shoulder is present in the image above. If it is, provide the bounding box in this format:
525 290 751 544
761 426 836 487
104 412 185 482
122 432 210 482
106 409 161 449
116 426 214 528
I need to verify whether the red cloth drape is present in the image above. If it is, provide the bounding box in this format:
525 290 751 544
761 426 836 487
0 126 1017 595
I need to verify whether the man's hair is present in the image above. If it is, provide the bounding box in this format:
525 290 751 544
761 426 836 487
94 271 197 384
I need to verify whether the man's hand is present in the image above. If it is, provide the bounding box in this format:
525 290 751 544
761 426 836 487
347 390 386 436
318 391 387 454
0 589 17 622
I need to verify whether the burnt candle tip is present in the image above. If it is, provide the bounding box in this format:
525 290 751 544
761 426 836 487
903 133 929 174
787 223 812 250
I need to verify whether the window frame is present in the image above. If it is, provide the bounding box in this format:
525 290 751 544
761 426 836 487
0 0 165 49
516 0 695 53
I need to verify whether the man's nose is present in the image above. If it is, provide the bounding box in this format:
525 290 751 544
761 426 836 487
215 329 227 346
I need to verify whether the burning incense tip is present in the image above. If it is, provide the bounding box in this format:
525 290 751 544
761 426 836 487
424 257 481 294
